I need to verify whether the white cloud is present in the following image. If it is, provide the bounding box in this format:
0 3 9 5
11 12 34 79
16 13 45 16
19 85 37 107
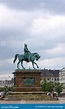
0 3 65 75
29 15 65 41
0 4 30 29
44 43 65 57
38 57 65 69
1 3 65 43
0 58 12 67
0 73 13 80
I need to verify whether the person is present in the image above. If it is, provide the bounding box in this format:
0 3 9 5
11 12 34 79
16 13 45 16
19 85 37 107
4 86 8 96
24 44 31 61
47 92 51 96
0 91 5 100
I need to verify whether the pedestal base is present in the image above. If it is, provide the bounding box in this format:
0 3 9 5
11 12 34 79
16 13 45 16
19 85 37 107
14 86 42 92
13 69 42 92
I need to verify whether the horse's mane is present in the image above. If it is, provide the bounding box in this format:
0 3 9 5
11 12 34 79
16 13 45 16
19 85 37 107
32 53 38 55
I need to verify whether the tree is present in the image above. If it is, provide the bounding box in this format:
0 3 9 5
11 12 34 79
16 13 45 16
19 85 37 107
40 79 54 92
55 82 63 94
40 80 63 94
41 79 47 92
46 82 54 92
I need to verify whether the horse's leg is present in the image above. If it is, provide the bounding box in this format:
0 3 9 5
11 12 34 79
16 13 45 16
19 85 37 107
32 62 35 69
17 61 20 69
21 61 25 69
34 62 39 68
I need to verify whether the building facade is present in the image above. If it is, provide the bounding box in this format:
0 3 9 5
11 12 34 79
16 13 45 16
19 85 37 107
41 69 59 84
0 78 14 87
59 67 65 92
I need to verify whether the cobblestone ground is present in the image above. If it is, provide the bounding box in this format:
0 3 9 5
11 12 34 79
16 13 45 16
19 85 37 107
59 97 65 104
0 97 65 104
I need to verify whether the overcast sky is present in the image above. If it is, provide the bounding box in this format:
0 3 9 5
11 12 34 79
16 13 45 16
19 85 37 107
0 0 65 80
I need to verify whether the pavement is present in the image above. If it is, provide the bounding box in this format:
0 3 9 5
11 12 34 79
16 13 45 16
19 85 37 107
0 97 65 104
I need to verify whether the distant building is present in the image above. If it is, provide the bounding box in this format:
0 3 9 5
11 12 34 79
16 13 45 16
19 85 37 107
41 69 59 84
59 67 65 92
0 78 14 87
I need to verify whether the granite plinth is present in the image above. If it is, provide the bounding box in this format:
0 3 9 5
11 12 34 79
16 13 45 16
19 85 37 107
13 69 42 92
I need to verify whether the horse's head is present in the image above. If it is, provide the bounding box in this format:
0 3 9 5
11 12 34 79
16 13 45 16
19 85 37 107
33 53 40 61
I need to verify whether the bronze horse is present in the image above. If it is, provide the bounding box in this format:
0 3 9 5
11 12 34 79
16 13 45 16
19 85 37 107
13 53 40 69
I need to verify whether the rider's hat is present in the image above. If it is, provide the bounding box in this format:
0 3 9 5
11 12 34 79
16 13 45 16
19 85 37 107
24 43 27 47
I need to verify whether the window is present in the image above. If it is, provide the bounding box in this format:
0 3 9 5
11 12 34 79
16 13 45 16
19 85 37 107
47 78 49 81
55 78 56 81
57 78 59 81
52 78 53 80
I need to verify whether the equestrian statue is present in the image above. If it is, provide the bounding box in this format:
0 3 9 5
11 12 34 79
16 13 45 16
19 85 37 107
13 44 40 69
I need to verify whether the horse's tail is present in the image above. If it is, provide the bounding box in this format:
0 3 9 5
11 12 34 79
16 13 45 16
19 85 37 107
13 54 19 63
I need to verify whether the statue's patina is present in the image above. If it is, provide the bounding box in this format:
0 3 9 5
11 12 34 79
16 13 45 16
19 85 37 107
24 44 31 62
13 44 40 69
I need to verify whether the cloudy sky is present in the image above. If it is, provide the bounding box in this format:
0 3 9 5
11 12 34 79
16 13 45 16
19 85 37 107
0 0 65 80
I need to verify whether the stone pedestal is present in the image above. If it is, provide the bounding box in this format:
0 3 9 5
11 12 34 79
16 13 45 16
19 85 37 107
13 69 42 92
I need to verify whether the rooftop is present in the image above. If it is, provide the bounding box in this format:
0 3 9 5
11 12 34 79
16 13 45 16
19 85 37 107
41 69 59 77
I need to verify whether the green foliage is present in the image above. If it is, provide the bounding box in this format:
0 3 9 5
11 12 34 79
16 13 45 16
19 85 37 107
55 82 63 94
0 86 14 92
0 87 5 91
41 79 47 92
8 86 14 91
46 82 54 92
41 79 54 92
41 79 63 94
